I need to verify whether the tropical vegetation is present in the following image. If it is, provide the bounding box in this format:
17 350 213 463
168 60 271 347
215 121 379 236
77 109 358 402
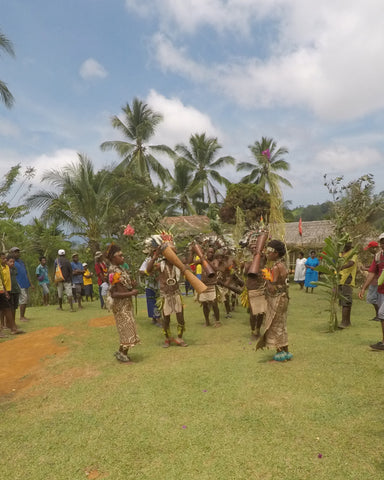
0 29 15 108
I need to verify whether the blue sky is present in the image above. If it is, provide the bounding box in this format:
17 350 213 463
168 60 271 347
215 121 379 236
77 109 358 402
2 0 384 211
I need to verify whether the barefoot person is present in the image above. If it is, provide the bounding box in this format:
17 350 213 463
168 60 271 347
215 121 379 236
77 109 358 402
244 239 267 339
256 240 292 362
195 246 221 328
106 244 140 363
9 247 33 322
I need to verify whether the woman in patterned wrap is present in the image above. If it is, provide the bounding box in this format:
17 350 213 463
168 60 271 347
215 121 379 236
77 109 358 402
106 244 140 363
256 239 292 362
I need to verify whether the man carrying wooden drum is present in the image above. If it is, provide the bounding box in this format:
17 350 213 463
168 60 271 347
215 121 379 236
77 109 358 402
146 241 188 348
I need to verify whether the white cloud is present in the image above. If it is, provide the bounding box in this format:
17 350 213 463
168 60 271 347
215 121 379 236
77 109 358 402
0 118 21 138
146 89 221 148
315 146 382 174
79 58 108 80
143 1 384 121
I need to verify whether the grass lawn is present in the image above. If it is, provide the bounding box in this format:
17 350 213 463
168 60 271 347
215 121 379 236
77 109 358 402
1 286 383 480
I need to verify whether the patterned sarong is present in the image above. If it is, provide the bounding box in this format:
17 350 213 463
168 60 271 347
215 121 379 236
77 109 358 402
257 291 288 350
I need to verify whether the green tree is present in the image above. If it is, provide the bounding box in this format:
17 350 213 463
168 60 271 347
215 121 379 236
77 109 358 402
163 158 203 216
175 133 235 205
237 136 291 236
100 98 173 184
219 183 270 225
28 154 122 253
0 30 15 108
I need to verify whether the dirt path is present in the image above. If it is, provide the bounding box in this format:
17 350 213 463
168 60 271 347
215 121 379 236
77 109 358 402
0 316 115 398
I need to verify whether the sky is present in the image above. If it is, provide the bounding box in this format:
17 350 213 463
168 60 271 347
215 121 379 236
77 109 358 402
1 0 384 212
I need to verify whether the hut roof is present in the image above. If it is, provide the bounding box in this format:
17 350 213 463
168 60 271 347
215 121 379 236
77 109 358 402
284 220 335 247
163 215 211 235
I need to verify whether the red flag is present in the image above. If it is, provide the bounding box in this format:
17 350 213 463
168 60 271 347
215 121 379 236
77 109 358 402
298 217 303 236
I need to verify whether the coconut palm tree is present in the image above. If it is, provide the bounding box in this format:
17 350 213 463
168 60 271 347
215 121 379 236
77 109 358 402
163 158 203 216
27 154 124 253
237 137 292 191
0 31 15 108
100 98 173 184
175 133 235 205
237 137 292 237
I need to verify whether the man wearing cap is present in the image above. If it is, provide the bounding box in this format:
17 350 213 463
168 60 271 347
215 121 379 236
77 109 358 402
55 250 74 311
71 253 84 309
359 233 384 350
360 241 379 320
9 247 33 322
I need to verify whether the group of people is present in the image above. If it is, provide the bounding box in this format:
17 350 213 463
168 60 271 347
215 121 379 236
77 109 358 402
105 232 292 364
293 250 320 293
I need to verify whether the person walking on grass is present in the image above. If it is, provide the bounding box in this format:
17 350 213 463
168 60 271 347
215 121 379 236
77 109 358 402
55 249 74 312
359 233 384 350
9 246 33 322
256 240 292 362
106 244 140 364
36 256 50 306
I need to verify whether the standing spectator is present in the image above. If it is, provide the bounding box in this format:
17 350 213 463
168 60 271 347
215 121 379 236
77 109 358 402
0 252 23 335
7 254 21 330
0 252 11 329
82 263 94 302
9 246 33 322
359 233 384 350
361 241 379 320
71 253 84 309
338 242 357 329
95 251 108 309
294 252 307 290
35 256 50 306
139 255 161 326
55 249 74 311
304 250 319 293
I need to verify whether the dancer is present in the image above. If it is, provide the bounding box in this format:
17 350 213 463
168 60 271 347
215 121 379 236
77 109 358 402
146 237 188 348
106 244 140 363
195 246 221 327
244 237 267 339
256 240 292 362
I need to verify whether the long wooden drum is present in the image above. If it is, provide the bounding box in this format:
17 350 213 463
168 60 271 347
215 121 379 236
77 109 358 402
161 244 207 294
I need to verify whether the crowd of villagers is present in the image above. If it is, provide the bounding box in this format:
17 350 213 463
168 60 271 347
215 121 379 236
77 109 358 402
106 225 292 364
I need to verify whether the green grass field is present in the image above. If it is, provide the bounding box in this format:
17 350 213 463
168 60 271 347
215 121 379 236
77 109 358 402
1 286 383 480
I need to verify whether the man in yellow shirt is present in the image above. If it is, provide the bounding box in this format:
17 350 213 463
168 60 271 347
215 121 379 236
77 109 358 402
338 242 357 329
82 263 94 302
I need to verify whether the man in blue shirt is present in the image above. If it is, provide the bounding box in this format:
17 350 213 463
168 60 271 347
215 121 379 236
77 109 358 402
9 247 33 322
36 256 50 306
71 253 84 309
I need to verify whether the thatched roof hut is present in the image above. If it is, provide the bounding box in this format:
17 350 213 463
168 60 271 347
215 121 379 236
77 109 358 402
163 215 211 236
284 220 335 249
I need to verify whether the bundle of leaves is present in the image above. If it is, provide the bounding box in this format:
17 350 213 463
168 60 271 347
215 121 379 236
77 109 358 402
314 233 358 332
